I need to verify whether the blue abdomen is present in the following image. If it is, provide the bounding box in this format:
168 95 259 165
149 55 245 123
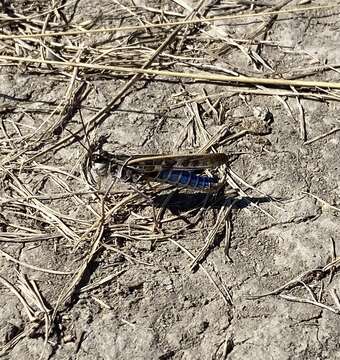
156 170 217 190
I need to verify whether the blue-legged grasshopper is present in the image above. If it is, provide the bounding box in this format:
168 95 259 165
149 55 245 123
92 152 229 192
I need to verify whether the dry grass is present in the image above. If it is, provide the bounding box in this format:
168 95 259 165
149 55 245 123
1 0 340 357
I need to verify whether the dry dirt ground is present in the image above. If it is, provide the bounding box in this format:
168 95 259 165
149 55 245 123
1 1 340 359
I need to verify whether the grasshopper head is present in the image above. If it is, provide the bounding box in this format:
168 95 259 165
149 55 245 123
92 151 118 176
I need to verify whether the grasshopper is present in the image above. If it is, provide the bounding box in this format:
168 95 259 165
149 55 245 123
92 152 229 191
